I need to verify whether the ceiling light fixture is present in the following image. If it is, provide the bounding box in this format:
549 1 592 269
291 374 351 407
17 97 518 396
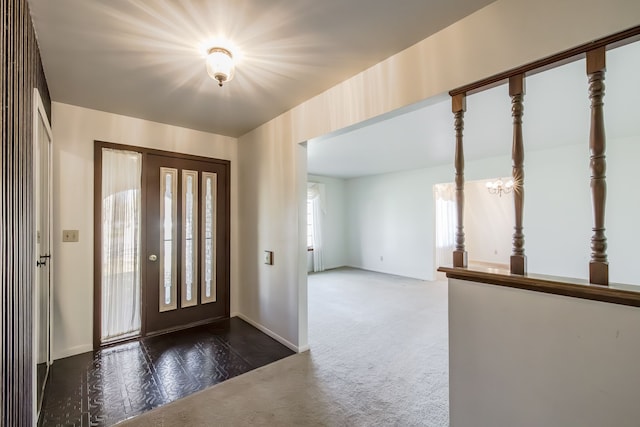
486 178 514 197
206 47 234 87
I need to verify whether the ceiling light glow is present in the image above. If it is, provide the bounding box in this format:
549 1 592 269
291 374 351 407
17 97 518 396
206 47 234 87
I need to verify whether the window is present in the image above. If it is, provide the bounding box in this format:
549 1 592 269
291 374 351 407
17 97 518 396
307 198 314 250
101 148 142 342
307 182 324 271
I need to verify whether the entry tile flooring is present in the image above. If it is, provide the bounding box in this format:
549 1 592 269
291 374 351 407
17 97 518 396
39 317 295 426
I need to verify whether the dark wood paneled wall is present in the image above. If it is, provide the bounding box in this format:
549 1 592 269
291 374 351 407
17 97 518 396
1 0 51 425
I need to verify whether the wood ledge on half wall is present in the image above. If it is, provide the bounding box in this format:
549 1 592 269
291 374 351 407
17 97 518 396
438 266 640 308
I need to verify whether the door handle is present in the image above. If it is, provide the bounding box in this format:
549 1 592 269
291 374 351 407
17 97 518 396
148 254 158 262
36 254 51 267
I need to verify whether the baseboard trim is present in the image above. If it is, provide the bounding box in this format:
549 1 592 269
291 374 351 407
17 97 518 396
345 264 429 281
232 312 307 353
297 344 311 353
53 343 93 361
52 315 308 360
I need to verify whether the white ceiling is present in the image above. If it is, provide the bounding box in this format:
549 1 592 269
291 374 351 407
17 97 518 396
308 41 640 179
28 0 496 137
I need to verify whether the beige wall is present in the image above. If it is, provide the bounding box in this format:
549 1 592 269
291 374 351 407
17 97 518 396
51 102 238 359
237 0 640 350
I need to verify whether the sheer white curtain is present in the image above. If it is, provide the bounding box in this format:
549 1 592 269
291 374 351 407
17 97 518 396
101 148 142 342
434 183 456 269
308 182 326 272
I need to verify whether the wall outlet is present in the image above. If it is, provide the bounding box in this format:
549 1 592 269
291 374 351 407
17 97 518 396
264 250 273 265
62 229 79 242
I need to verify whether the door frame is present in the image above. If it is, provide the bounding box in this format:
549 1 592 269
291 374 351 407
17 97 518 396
32 88 53 420
93 141 231 349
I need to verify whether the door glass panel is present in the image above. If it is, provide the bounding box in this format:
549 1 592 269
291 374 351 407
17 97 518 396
181 170 198 308
160 167 178 311
201 172 217 303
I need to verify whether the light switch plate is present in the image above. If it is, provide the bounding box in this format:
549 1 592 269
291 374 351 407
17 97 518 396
264 250 273 265
63 229 79 242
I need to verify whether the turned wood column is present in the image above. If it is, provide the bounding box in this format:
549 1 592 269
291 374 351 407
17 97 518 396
453 94 468 268
587 47 609 286
510 74 527 275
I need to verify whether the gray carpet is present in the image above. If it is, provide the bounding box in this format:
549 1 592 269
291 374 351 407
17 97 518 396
117 267 449 426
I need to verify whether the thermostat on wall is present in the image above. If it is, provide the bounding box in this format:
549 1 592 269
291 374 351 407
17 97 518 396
264 250 273 265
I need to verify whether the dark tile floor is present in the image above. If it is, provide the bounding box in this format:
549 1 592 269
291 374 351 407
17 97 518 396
38 317 295 427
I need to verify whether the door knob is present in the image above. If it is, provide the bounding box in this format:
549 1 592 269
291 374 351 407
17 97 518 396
148 254 158 262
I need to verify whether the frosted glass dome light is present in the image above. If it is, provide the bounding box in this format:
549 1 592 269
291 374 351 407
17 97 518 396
206 47 234 87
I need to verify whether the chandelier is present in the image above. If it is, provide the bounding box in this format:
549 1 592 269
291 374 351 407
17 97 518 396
486 178 514 197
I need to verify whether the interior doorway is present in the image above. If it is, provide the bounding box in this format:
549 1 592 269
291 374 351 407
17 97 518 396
433 177 514 276
94 142 230 347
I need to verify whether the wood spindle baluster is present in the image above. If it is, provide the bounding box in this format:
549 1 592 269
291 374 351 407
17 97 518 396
510 74 527 275
587 47 609 286
452 94 468 268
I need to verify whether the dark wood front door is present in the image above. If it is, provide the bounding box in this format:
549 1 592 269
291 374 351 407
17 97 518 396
145 153 230 334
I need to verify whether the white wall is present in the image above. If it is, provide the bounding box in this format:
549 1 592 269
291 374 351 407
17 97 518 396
344 158 511 280
51 102 238 359
449 278 640 427
346 168 438 280
525 136 640 286
600 136 640 285
237 0 640 349
307 174 348 270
